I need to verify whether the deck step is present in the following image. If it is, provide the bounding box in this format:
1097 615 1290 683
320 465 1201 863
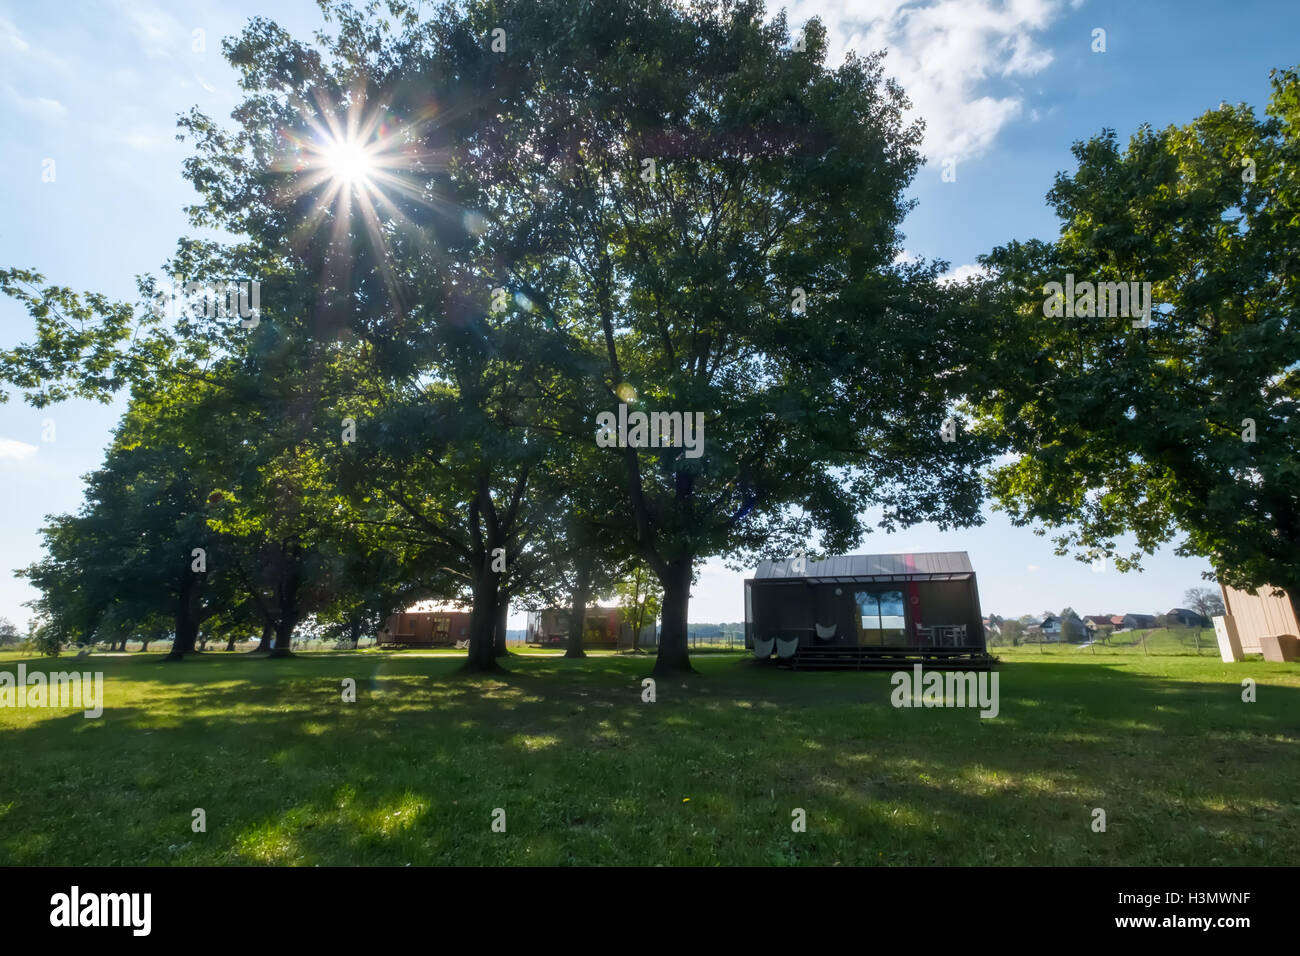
763 646 997 671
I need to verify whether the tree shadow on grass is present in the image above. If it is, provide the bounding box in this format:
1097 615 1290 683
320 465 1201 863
1 654 1297 865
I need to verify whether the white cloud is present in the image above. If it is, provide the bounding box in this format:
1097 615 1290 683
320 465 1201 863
0 16 30 55
0 15 69 70
784 0 1070 161
939 261 990 285
90 122 171 151
110 0 187 60
1026 564 1041 573
0 439 38 462
3 85 66 124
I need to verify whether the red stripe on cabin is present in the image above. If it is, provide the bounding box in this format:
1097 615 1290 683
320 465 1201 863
904 553 923 646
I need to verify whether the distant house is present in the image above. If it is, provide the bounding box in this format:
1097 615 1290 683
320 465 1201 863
1039 613 1062 642
1109 615 1125 628
1167 607 1210 629
1058 609 1086 642
1084 615 1114 632
1121 613 1159 630
983 617 1002 640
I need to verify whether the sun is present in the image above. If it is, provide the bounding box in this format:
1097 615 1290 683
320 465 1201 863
276 92 463 308
322 138 376 187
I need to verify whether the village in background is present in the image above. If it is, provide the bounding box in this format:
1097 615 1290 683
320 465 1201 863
0 583 1244 656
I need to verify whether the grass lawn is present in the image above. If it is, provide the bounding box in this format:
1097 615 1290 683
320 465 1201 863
997 628 1220 656
1 647 1298 865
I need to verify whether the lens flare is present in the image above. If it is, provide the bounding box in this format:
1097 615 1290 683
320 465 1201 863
323 138 375 186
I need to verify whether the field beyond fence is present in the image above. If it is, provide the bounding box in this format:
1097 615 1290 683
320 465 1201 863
992 628 1220 657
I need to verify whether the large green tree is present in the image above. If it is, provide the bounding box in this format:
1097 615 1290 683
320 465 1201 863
454 0 996 672
974 66 1300 616
22 382 237 660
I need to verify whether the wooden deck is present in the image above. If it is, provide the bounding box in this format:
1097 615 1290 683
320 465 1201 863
776 646 997 671
377 634 457 649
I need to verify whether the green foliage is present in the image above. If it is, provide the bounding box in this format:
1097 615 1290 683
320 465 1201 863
975 66 1300 598
614 560 662 647
998 619 1024 647
1058 609 1087 643
28 618 62 658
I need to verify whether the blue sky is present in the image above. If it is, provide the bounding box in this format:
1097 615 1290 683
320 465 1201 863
0 0 1294 629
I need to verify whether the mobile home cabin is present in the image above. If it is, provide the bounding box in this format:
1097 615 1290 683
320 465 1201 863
745 551 992 669
525 606 657 650
378 609 473 648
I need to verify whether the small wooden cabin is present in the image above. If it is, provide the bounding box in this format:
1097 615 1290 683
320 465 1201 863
379 609 473 648
1219 582 1300 660
745 551 991 669
525 606 655 649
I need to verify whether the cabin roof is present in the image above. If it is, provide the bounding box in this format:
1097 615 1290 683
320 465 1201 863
753 551 974 583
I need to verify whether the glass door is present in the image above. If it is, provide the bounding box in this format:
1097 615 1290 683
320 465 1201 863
855 589 907 646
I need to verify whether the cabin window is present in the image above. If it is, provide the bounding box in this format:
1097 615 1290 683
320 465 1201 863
855 590 906 645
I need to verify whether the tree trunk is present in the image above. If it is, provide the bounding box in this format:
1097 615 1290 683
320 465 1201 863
631 568 647 653
165 617 198 661
566 558 592 659
166 616 197 661
494 596 510 657
269 615 297 658
269 557 302 659
464 566 502 673
254 621 273 652
225 635 237 652
165 576 198 661
653 558 696 676
138 639 150 652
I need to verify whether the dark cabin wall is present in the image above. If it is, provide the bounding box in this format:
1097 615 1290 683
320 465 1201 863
750 581 815 641
915 580 969 626
748 575 987 649
968 576 986 650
